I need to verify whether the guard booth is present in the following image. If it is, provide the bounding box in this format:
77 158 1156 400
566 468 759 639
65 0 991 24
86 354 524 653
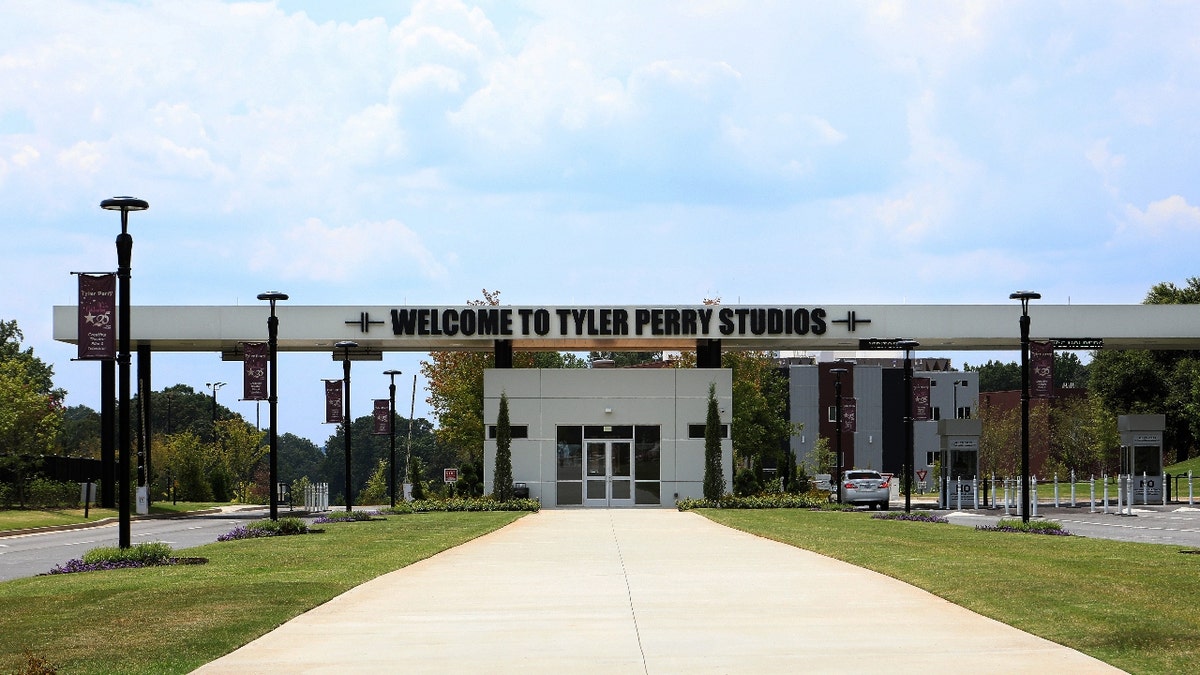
938 419 982 509
1119 414 1166 505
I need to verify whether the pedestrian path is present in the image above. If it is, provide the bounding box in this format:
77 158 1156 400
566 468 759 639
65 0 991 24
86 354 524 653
194 509 1119 674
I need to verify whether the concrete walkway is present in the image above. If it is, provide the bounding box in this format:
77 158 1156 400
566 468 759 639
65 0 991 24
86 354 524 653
194 510 1120 674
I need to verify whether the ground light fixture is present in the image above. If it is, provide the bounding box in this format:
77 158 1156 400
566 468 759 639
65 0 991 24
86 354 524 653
829 368 847 504
258 291 288 520
100 196 148 549
896 339 920 513
384 369 402 508
336 340 359 511
1010 291 1041 523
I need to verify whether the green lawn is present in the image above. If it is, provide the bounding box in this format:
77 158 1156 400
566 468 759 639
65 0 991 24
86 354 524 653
0 503 225 533
701 508 1200 674
0 511 523 674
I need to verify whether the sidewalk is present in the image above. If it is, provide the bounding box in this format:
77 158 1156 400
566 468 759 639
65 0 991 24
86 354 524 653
194 509 1120 674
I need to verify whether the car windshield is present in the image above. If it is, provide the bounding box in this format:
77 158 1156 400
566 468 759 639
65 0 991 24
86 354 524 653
846 471 880 480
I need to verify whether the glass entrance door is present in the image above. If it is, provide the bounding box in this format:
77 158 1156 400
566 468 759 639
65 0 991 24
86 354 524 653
584 441 634 507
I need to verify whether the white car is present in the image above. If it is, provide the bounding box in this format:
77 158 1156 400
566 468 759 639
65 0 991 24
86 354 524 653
838 470 891 510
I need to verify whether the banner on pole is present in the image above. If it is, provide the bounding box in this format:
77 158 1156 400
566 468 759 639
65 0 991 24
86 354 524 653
1031 340 1054 398
324 380 343 424
912 377 931 421
77 273 116 360
243 342 267 401
373 399 390 435
841 397 857 433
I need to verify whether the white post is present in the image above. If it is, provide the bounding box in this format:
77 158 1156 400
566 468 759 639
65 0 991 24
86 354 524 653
1003 478 1010 516
1054 474 1060 508
972 476 979 509
955 476 962 510
991 474 997 509
1089 475 1095 514
1102 474 1109 514
1070 469 1077 508
1143 471 1148 507
1190 470 1194 507
1032 475 1039 518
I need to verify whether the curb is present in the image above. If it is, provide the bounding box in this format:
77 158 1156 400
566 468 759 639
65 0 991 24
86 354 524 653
0 508 225 539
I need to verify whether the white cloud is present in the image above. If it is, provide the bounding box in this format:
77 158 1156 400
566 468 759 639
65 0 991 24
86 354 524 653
1121 195 1200 236
250 217 447 283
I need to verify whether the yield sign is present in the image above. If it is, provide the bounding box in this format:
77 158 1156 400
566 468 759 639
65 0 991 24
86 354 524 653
916 470 928 481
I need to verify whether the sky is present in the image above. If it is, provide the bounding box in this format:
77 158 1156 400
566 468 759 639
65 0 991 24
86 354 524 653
3 0 1200 446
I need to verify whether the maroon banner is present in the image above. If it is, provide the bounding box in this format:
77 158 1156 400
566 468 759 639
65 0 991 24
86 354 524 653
77 273 116 360
324 380 343 424
1031 340 1054 398
373 399 391 435
840 397 857 433
912 377 931 421
242 342 267 401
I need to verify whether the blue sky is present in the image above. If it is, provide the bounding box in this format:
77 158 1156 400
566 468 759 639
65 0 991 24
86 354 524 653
3 1 1199 445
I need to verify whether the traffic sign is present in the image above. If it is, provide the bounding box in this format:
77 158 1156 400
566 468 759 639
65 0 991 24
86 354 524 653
444 468 459 483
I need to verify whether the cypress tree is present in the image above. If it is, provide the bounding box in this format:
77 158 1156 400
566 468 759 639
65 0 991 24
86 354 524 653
703 383 724 500
493 392 514 501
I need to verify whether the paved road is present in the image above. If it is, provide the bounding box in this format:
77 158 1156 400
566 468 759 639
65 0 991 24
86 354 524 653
0 507 276 581
935 503 1200 547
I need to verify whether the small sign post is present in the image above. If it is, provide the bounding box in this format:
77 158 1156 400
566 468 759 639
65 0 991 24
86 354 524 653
444 468 459 484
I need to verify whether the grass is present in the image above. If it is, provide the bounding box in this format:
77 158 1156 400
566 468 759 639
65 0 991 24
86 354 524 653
0 502 225 533
701 508 1200 675
0 511 523 674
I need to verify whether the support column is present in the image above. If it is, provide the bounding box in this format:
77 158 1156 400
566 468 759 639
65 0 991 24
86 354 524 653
137 343 152 499
696 339 722 368
101 359 116 508
494 339 513 368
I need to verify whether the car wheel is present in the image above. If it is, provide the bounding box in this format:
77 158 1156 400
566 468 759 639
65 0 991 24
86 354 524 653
880 501 890 511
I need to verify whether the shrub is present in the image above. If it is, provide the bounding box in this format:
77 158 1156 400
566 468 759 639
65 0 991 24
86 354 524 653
82 541 173 566
26 479 80 509
676 492 827 510
872 512 949 524
218 517 309 541
313 510 381 523
407 497 540 513
976 518 1072 536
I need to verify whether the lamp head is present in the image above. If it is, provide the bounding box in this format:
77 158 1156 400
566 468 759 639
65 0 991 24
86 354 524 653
100 196 149 212
384 369 402 376
896 339 920 350
1009 291 1042 301
257 291 289 302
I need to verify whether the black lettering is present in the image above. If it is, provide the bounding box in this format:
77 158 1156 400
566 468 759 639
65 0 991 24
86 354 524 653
534 309 550 336
719 308 734 335
390 309 418 335
767 308 784 334
749 308 766 335
681 309 698 335
794 309 810 335
571 309 587 335
812 307 827 335
635 309 651 335
479 309 499 335
598 309 612 336
612 309 629 336
734 308 750 334
518 308 533 335
442 309 459 336
429 309 443 335
500 309 513 335
417 308 432 335
586 309 599 336
665 309 681 335
698 308 713 334
556 309 571 334
460 309 476 336
651 309 665 335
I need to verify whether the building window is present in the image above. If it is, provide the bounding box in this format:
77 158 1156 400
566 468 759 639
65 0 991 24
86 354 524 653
827 406 837 423
556 426 583 505
932 407 942 421
488 425 528 439
687 424 728 439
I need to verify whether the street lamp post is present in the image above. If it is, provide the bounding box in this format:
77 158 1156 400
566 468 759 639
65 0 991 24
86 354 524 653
830 368 847 504
384 369 402 508
101 196 148 549
206 381 226 422
258 291 288 521
336 341 358 512
897 339 920 513
1010 291 1041 523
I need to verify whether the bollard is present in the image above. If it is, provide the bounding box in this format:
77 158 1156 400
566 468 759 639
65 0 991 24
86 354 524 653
1003 478 1010 516
991 474 997 509
1143 471 1148 507
1102 474 1109 514
1190 470 1194 507
1089 475 1095 514
972 476 979 509
1071 469 1077 507
1054 474 1060 508
1032 475 1039 518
